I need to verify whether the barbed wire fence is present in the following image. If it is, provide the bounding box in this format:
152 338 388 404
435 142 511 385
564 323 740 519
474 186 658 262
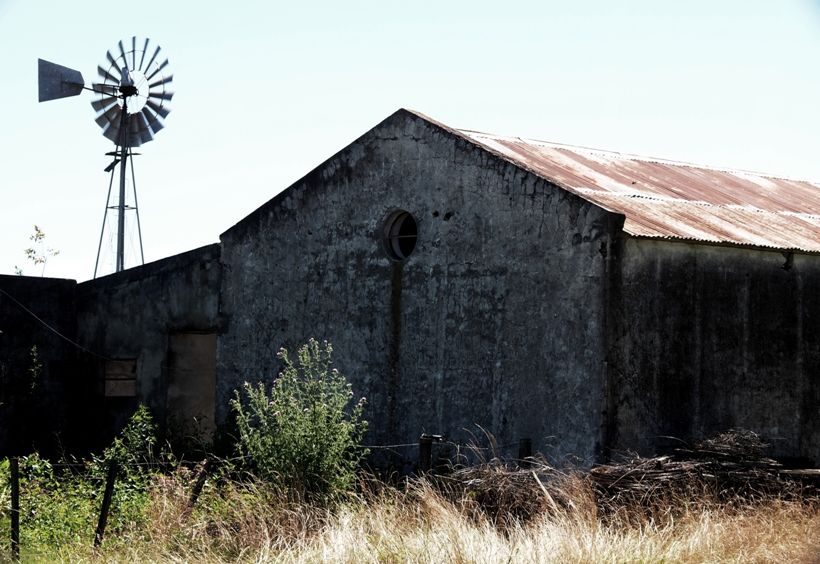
4 430 539 556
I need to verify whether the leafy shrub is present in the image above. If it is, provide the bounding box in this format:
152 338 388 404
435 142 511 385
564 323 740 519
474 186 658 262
92 404 160 486
102 404 158 466
231 338 368 502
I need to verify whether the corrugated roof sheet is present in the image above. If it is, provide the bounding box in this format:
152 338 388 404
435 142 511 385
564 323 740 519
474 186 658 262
457 128 820 252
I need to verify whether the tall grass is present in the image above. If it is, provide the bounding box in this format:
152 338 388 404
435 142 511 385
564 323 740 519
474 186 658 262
282 477 820 564
6 466 813 563
1 412 816 562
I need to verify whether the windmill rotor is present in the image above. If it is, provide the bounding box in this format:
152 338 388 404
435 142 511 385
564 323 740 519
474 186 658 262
91 37 173 148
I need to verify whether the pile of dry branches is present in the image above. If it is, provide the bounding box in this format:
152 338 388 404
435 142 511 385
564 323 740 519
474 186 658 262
427 459 586 527
590 429 797 507
424 430 816 527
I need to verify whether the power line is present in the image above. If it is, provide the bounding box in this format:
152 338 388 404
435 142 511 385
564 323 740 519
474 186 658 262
0 287 112 361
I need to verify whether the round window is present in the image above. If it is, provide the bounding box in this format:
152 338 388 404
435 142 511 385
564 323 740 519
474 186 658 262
383 210 417 261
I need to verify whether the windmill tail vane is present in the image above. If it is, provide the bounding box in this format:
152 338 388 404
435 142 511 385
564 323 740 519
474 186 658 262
37 37 174 277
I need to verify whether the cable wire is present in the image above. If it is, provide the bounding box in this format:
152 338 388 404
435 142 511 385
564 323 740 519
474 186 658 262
0 287 112 361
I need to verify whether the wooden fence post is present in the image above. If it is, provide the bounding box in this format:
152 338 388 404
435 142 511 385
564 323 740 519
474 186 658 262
94 460 117 548
419 435 433 473
187 458 211 510
10 457 19 561
518 438 533 467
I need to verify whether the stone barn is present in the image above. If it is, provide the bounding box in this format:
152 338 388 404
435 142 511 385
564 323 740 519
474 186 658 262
1 108 818 466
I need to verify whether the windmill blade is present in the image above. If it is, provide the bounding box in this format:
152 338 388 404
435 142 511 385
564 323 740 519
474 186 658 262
148 75 173 89
135 109 150 130
141 105 158 122
102 122 121 144
105 51 122 77
38 59 84 102
136 109 151 128
138 37 149 70
149 119 165 134
141 107 161 131
91 95 118 112
128 115 142 147
95 105 121 128
97 65 119 84
146 99 170 119
148 90 174 101
142 107 164 134
144 45 161 74
135 111 153 145
145 58 169 81
138 128 153 145
118 40 128 68
131 36 136 68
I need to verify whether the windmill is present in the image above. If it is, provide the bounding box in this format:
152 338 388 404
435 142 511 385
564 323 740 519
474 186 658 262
38 37 173 277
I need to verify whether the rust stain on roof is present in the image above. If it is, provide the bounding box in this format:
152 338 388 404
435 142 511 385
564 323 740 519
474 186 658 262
457 128 820 252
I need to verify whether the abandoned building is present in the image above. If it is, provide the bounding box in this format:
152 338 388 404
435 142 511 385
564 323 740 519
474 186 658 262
1 108 818 467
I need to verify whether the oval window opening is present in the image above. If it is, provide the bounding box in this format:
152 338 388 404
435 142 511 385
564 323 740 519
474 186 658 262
383 210 417 261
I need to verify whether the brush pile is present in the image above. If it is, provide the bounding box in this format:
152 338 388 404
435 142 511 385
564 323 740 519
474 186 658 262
589 429 804 507
426 430 816 527
429 460 576 526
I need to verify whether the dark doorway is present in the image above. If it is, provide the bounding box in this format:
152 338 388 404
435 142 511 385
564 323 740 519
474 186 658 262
166 332 217 448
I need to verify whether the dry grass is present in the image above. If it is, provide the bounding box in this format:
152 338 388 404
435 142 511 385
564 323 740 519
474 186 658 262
11 430 819 563
67 467 819 563
280 479 819 564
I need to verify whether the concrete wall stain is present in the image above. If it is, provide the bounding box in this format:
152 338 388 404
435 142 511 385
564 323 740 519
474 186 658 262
387 260 403 452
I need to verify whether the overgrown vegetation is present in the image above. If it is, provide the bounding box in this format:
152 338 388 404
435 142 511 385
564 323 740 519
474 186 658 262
0 456 816 562
0 341 816 561
0 406 159 559
231 338 368 503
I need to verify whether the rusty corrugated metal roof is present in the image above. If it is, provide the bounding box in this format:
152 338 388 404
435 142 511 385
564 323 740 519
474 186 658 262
456 128 820 252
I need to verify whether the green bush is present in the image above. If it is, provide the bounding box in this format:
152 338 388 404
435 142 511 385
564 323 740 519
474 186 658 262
231 338 368 503
92 404 159 486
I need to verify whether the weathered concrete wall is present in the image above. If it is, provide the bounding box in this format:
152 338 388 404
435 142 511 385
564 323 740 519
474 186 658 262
218 110 621 464
0 275 80 456
75 244 221 447
608 238 820 465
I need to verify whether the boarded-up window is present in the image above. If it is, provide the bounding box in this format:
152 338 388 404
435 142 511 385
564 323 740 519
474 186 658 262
103 359 137 397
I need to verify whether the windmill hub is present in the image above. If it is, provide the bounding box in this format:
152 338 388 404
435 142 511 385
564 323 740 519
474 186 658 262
118 66 138 98
120 84 138 98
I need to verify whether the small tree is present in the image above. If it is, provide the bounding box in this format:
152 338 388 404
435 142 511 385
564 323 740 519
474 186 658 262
231 338 368 503
18 225 59 276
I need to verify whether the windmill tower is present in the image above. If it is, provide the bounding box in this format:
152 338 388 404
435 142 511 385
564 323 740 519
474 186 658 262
38 37 173 277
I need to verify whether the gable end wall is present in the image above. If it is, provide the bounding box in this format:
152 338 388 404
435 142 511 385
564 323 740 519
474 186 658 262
218 111 621 464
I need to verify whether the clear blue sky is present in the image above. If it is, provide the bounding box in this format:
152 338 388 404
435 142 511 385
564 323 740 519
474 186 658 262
2 0 820 280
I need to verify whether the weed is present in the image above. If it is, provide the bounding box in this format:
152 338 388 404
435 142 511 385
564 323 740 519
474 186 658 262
231 338 368 503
